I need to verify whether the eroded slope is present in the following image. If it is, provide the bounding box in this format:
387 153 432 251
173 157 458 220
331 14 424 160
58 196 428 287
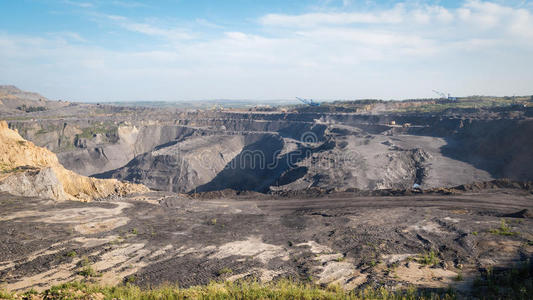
0 121 148 201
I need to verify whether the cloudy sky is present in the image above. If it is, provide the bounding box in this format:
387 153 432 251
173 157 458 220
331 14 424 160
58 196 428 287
1 0 532 102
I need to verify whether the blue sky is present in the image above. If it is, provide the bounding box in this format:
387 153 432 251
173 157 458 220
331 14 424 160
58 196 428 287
1 0 532 101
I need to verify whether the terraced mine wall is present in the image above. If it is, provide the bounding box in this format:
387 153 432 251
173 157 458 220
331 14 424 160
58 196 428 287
7 110 533 192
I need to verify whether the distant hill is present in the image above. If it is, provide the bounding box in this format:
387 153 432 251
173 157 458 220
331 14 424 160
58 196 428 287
0 85 69 114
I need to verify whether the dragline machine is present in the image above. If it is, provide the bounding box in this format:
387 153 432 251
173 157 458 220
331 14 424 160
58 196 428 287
296 97 320 106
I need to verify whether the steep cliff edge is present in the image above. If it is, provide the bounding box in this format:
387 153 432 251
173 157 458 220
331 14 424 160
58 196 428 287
0 121 148 201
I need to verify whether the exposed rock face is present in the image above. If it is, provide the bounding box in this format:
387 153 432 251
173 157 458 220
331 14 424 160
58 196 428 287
98 133 287 193
0 167 67 200
0 121 148 201
102 135 247 192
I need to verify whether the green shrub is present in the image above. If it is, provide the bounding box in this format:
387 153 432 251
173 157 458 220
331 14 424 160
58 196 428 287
418 250 440 266
78 256 101 278
489 219 518 236
217 267 233 276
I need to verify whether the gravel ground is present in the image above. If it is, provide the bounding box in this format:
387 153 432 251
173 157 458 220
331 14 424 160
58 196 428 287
0 187 531 295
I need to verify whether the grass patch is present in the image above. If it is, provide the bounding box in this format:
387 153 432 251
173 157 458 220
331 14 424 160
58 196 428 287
0 166 23 174
1 279 459 300
76 123 118 139
78 257 101 278
418 250 440 266
0 289 14 299
335 256 346 262
368 260 378 267
217 268 233 276
489 219 518 236
473 261 532 299
66 250 77 257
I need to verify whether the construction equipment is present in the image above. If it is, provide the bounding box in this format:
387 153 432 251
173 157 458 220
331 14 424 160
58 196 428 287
296 97 320 106
432 90 457 101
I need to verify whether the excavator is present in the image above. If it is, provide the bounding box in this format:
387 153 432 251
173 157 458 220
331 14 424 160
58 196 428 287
432 90 457 101
296 97 320 106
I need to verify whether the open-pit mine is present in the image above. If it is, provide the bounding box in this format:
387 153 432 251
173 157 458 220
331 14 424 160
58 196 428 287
0 85 532 299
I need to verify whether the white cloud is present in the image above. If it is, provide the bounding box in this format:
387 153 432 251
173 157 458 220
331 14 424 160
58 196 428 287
48 31 87 42
120 22 193 40
64 0 94 8
101 14 194 41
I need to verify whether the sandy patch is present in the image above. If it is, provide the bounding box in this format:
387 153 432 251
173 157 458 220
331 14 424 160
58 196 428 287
296 241 333 254
381 253 415 264
210 236 286 263
393 262 458 288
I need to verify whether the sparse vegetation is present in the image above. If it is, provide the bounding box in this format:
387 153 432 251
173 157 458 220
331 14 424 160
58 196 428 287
217 267 233 276
0 166 23 174
489 219 518 236
16 104 47 113
473 261 532 299
209 218 217 225
78 257 101 278
335 256 345 262
418 250 440 266
0 289 14 299
0 279 461 300
66 250 77 257
75 123 118 140
78 265 100 278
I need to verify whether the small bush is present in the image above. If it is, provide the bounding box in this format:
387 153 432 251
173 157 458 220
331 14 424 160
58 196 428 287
473 260 532 299
78 257 101 278
418 250 440 266
16 104 47 113
217 267 233 276
489 219 518 236
454 273 463 281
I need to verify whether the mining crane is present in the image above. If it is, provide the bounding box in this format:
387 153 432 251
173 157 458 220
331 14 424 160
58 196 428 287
296 97 320 106
432 90 457 101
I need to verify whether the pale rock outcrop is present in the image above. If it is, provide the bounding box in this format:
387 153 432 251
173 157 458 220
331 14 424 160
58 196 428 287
0 121 149 201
